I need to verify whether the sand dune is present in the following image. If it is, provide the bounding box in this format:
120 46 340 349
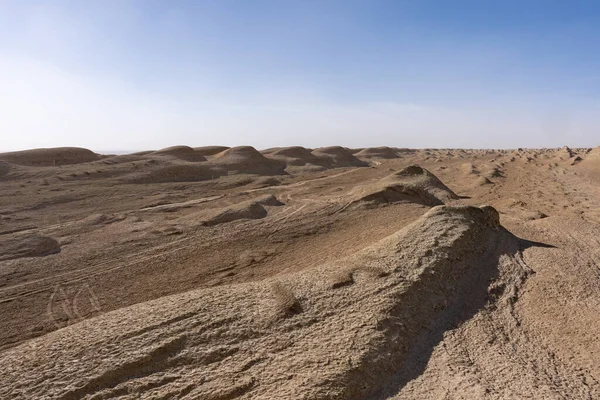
311 146 368 167
151 146 207 162
261 146 330 172
261 146 319 164
0 147 100 166
348 165 459 208
194 146 230 156
355 146 399 159
95 154 150 164
211 146 287 175
130 150 155 156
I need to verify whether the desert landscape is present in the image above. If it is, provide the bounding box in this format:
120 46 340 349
0 144 598 399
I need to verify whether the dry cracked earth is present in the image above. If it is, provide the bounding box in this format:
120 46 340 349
0 145 599 399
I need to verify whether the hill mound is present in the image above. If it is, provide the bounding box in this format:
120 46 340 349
0 147 100 166
194 146 230 156
0 205 527 399
311 146 368 167
263 146 314 159
394 147 415 154
151 146 206 162
347 148 364 154
262 146 327 171
355 146 399 159
95 154 151 165
211 146 286 175
348 165 459 208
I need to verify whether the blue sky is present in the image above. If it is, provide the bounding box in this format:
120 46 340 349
1 0 599 151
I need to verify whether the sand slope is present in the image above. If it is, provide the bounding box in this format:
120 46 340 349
194 146 230 156
0 145 599 399
0 205 526 399
349 165 459 208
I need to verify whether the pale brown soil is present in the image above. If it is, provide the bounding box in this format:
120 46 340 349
0 146 599 399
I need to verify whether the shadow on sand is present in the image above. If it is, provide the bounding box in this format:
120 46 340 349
366 228 555 399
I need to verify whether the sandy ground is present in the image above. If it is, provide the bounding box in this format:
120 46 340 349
0 145 599 399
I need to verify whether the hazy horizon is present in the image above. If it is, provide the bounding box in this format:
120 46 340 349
3 144 597 156
2 1 600 152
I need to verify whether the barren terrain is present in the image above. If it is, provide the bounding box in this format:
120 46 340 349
0 145 599 399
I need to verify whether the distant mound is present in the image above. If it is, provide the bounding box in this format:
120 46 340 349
311 146 368 168
211 146 286 175
151 146 206 162
262 146 328 171
96 154 149 164
355 146 399 159
194 146 230 156
348 165 459 208
263 146 314 160
122 165 222 184
0 205 522 399
0 233 61 261
348 148 364 154
0 147 100 166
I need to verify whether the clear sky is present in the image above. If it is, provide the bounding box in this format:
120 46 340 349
1 0 599 152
